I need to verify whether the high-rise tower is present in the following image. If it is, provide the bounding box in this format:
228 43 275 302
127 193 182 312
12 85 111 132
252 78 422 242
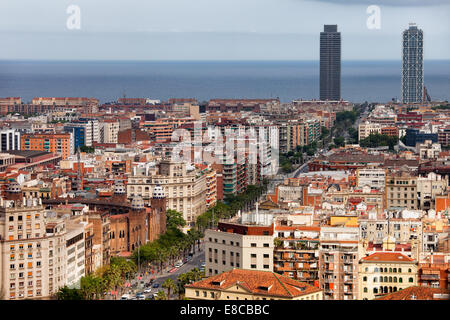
320 25 341 101
402 23 424 103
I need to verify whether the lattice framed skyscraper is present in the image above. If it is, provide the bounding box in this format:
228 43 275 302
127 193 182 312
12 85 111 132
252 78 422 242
401 24 424 103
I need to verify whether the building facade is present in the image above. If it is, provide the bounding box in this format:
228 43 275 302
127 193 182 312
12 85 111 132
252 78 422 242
401 24 424 104
320 25 341 101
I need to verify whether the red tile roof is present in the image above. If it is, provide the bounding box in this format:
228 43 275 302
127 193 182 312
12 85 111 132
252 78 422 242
376 286 449 300
186 268 321 298
361 252 414 263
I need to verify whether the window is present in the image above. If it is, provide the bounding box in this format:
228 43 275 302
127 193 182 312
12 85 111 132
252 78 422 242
251 243 257 247
364 287 368 293
363 276 367 282
263 243 269 247
408 277 413 283
263 265 269 269
251 264 256 269
195 291 199 297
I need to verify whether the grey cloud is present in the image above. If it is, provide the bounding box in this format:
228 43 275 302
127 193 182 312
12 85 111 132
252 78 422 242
304 0 450 6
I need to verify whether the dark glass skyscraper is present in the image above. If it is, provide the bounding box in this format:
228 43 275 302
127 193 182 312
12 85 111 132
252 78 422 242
402 23 424 103
320 25 341 101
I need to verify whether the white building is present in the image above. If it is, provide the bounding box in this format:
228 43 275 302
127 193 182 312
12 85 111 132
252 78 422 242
0 128 20 152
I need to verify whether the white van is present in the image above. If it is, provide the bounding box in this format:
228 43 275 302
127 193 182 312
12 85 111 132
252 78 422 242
120 294 131 300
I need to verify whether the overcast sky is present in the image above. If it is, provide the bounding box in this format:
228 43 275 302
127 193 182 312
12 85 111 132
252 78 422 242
0 0 449 60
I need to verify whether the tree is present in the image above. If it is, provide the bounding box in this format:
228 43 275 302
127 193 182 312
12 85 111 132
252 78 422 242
166 209 186 230
80 145 95 153
80 274 105 300
162 278 177 300
155 290 167 300
334 136 345 147
56 286 84 300
274 238 283 248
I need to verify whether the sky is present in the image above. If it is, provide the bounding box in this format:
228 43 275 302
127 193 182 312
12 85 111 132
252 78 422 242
0 0 449 60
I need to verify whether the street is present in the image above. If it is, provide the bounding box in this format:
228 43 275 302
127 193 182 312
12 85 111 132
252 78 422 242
111 243 205 300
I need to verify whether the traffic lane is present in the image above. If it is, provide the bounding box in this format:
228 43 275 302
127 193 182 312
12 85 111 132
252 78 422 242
155 250 205 285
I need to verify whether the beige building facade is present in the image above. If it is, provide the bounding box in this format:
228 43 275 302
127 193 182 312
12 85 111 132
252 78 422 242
205 222 274 277
358 252 418 300
0 199 66 300
127 160 207 228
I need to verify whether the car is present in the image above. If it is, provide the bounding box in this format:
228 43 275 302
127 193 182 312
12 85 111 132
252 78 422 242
146 294 155 300
175 262 183 268
200 262 206 267
120 294 131 300
136 294 146 300
152 283 160 288
144 288 152 293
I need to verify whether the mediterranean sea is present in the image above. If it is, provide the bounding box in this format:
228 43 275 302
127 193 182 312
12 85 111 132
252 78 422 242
0 60 449 104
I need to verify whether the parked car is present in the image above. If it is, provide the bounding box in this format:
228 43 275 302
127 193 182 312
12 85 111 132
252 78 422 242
136 294 146 300
146 294 155 300
144 288 152 293
175 262 183 268
152 283 160 288
120 294 131 300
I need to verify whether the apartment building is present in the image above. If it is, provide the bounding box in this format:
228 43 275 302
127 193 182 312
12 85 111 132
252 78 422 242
100 120 120 144
319 226 359 300
359 212 422 246
65 221 85 288
417 172 448 211
273 222 320 286
0 197 66 300
358 122 381 141
0 128 20 152
385 169 418 210
358 252 418 300
185 268 323 300
20 133 72 160
204 222 274 277
357 168 385 190
418 253 450 289
127 160 206 228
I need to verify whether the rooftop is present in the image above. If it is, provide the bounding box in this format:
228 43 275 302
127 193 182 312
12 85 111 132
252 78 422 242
186 268 321 298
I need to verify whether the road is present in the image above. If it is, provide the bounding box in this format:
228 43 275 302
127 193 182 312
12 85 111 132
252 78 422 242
153 243 205 288
114 243 205 300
